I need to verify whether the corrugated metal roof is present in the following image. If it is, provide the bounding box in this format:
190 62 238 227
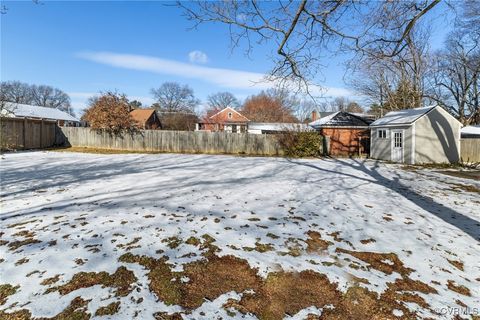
2 102 79 122
370 106 435 126
248 122 313 131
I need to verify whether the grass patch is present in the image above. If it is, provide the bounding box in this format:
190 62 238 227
47 267 137 297
95 301 120 316
0 284 18 305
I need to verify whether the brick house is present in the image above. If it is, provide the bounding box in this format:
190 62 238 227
196 107 249 133
130 109 161 130
309 112 373 156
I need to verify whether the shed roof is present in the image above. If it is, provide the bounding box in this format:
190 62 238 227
309 111 372 128
461 125 480 136
2 102 79 122
370 106 435 127
130 109 156 125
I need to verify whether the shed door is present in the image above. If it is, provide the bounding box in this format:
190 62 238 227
391 130 404 162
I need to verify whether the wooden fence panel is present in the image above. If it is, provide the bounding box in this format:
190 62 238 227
1 117 57 150
57 127 293 156
460 139 480 163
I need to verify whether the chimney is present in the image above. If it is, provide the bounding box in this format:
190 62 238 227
311 110 318 121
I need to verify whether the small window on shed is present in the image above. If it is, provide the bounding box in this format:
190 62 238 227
378 129 387 139
228 112 233 119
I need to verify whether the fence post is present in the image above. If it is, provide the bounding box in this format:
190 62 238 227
40 119 44 148
23 117 27 149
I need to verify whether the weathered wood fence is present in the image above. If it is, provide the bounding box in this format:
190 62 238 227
57 127 289 156
460 139 480 163
0 117 58 150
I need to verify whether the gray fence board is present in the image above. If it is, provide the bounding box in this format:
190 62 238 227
1 117 57 150
57 127 287 156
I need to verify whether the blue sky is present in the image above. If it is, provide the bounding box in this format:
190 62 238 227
1 1 453 115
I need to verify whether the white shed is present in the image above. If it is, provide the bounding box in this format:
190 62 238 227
369 106 462 164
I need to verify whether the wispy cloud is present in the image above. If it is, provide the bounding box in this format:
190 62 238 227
77 51 270 89
76 51 352 97
188 50 208 64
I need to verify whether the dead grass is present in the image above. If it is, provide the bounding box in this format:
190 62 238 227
40 275 61 286
336 248 413 277
7 238 41 251
95 301 120 316
0 284 18 305
305 231 332 253
447 259 464 271
447 280 471 296
46 267 137 297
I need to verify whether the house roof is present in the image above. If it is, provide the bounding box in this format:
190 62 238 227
2 102 79 122
249 122 313 132
208 107 249 123
309 112 372 128
370 106 435 127
130 109 156 125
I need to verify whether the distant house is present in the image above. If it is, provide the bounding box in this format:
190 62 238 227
1 102 79 126
196 107 249 133
370 106 462 164
130 109 161 130
248 122 312 134
309 111 373 156
461 125 480 139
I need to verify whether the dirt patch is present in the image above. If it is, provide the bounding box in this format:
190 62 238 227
305 231 332 253
46 267 137 297
95 301 120 316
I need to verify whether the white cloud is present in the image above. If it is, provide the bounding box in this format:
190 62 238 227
188 50 208 64
76 51 352 97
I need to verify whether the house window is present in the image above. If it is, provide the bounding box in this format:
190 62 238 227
228 112 232 119
378 129 387 139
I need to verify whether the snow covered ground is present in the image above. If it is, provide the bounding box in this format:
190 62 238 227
1 151 479 319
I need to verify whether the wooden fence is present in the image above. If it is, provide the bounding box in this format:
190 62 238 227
460 139 480 163
57 127 293 156
1 117 58 150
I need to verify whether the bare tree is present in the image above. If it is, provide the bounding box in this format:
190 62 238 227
430 31 480 124
31 85 72 113
349 26 431 114
0 81 74 115
0 81 33 104
151 82 199 113
206 92 240 110
179 1 440 93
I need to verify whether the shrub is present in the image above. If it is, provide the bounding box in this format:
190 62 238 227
82 92 138 134
277 131 323 157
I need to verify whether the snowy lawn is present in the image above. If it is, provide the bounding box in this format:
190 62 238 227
1 151 479 320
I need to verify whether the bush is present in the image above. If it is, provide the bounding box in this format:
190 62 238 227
82 92 138 135
277 131 323 157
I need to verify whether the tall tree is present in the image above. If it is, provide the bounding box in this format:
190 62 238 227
151 82 199 113
241 92 298 123
0 81 74 116
206 92 240 110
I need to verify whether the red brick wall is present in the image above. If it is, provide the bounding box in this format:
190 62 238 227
320 128 370 156
210 108 249 123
